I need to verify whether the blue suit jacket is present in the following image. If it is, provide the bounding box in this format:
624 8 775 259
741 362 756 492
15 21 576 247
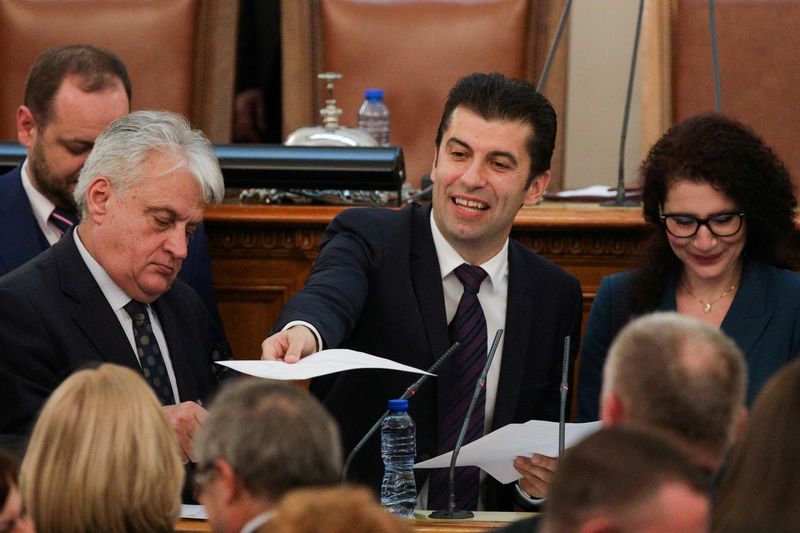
577 261 800 421
276 204 583 510
0 165 227 344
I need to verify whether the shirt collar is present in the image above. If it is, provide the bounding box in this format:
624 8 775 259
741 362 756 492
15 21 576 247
20 158 58 230
240 511 275 533
429 210 509 286
73 228 135 312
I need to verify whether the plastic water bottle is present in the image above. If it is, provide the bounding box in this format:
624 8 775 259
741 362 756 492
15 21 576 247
358 89 390 146
380 398 416 518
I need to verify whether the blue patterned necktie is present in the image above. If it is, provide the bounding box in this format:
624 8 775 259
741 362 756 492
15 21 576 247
429 264 488 511
124 300 176 405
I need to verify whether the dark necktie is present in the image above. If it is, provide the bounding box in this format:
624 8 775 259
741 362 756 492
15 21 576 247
429 264 488 512
49 208 79 235
124 300 176 405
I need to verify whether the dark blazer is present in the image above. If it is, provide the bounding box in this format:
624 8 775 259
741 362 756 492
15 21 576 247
0 165 227 343
276 204 583 511
0 231 227 442
577 261 800 421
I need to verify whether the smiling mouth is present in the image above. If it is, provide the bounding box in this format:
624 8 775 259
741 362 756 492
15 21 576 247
452 197 489 211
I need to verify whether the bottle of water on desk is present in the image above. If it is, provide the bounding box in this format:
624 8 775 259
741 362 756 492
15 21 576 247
358 89 390 146
381 398 416 518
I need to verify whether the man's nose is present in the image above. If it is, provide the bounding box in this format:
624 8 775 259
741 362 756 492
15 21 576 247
164 227 189 260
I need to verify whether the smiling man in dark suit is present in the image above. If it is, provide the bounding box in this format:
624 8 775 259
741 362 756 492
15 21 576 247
261 72 582 511
0 110 228 461
0 44 225 340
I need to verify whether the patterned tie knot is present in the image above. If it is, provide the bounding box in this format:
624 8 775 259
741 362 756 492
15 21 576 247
454 264 487 295
49 208 79 234
124 300 149 327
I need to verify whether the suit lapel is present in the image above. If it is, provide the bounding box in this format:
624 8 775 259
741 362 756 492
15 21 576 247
492 242 534 430
408 206 451 416
0 166 49 273
151 298 200 402
55 233 141 372
721 261 771 359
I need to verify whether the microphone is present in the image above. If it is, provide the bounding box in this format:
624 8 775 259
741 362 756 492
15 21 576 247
429 329 504 519
341 341 461 481
603 0 644 208
558 335 571 460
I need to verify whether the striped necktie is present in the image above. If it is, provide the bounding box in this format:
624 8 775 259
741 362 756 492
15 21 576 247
429 263 488 511
49 208 79 235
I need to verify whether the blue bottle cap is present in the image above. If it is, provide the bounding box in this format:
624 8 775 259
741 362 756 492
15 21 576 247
364 88 384 100
387 399 408 410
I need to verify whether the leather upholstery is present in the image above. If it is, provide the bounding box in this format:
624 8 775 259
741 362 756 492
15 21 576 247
0 0 204 141
673 0 800 189
321 0 531 187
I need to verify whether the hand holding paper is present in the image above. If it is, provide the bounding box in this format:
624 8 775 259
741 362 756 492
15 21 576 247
415 420 601 484
217 349 434 380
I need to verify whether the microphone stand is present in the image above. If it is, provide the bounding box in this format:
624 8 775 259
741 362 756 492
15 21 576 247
341 341 461 481
558 336 571 460
603 0 644 207
430 329 504 519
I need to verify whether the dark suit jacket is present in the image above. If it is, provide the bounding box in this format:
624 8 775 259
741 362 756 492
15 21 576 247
0 231 227 443
577 261 800 421
0 165 227 344
276 204 583 510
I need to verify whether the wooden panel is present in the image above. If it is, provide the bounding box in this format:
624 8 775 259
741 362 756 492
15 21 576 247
205 203 651 359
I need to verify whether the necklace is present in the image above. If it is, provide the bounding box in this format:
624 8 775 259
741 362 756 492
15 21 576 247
679 278 738 313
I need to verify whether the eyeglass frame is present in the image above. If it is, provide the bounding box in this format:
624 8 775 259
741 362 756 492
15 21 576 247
658 210 746 238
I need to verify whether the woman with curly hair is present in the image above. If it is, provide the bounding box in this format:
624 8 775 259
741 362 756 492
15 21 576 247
578 113 800 421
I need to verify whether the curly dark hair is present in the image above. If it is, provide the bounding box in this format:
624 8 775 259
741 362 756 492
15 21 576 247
632 113 797 313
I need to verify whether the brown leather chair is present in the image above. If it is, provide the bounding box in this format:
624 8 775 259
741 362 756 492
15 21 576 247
672 0 800 189
0 0 236 142
282 0 568 188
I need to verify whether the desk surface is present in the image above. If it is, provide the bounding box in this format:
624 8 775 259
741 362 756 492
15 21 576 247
176 511 532 532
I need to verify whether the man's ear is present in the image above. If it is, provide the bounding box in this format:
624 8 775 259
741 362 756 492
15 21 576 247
600 392 625 426
523 170 551 206
17 106 38 148
213 459 243 504
430 145 440 182
84 177 113 222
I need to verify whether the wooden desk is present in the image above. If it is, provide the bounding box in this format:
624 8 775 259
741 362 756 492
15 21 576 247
176 511 532 532
204 202 649 358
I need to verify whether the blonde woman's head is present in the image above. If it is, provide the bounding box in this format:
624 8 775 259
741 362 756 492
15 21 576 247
20 363 183 533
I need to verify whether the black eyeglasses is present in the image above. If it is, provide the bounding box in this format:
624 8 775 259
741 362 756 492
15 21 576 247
659 211 745 238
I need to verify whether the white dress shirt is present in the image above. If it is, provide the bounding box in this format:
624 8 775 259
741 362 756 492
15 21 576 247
73 229 181 402
20 159 65 245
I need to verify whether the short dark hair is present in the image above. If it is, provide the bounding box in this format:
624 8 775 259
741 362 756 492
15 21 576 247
633 113 797 313
434 72 557 183
543 426 709 531
0 449 19 512
196 379 342 502
24 44 132 128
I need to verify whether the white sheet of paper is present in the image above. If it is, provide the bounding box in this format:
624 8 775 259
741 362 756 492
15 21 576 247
414 420 602 484
216 349 434 380
180 504 207 519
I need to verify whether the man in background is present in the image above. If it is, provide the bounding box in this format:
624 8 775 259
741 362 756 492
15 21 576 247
0 44 225 338
195 380 342 533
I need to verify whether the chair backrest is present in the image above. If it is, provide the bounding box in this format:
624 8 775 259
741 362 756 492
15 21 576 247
0 0 236 142
282 0 568 188
672 0 800 188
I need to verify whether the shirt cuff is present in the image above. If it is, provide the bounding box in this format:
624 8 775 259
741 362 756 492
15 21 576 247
514 482 546 510
281 321 323 352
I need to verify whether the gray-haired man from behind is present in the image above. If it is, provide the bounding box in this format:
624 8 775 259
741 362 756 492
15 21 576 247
600 311 747 475
194 379 343 533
